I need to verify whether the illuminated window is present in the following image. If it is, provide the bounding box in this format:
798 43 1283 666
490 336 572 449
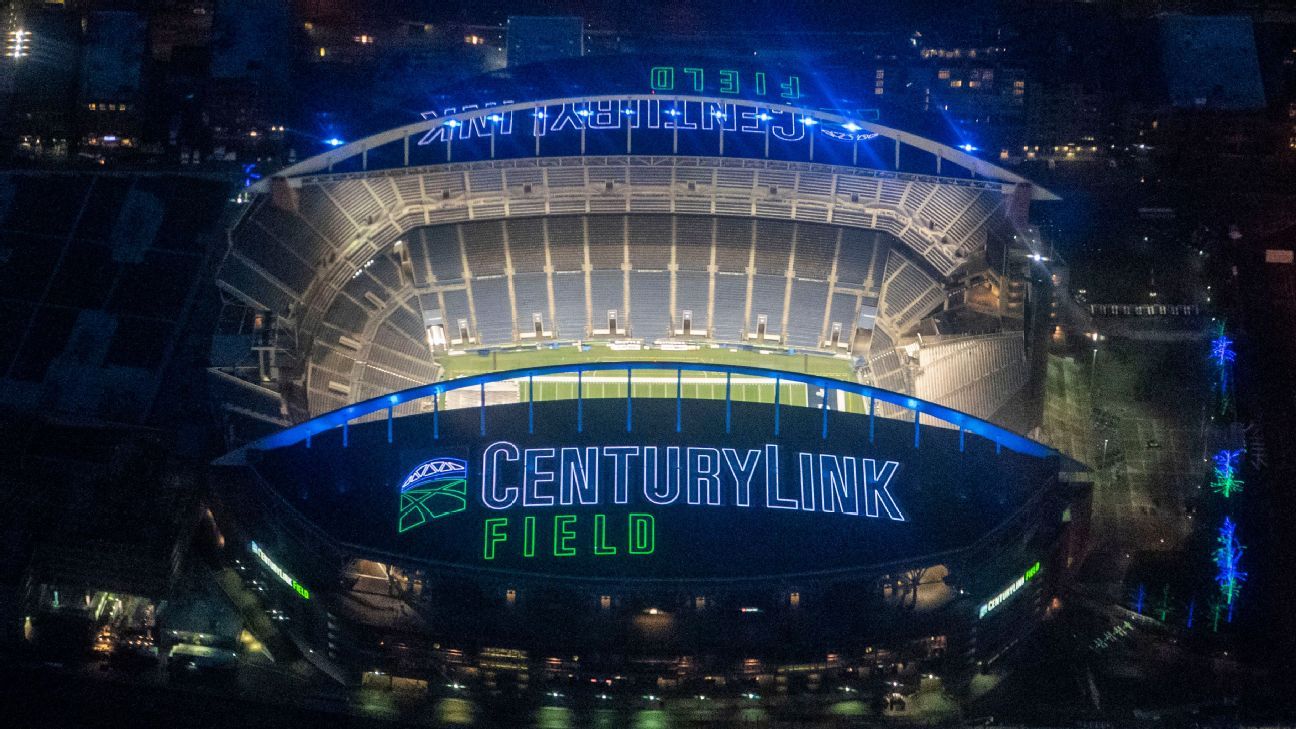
505 589 517 605
355 34 374 44
303 22 313 31
88 103 96 110
599 595 611 610
1013 80 1025 88
875 69 884 79
789 592 801 608
950 80 963 88
968 80 980 88
318 46 326 57
874 87 884 95
694 596 707 610
937 69 950 80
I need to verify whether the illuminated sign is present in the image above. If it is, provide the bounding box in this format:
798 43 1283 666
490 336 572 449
416 98 877 146
977 561 1039 618
399 457 468 532
647 66 802 99
249 541 311 599
400 442 903 561
254 396 1055 581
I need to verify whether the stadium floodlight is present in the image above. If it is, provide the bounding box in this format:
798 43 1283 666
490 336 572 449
324 137 345 146
443 120 461 128
958 143 979 152
6 29 29 60
842 122 862 132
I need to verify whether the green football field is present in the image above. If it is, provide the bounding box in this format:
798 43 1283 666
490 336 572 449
435 344 873 413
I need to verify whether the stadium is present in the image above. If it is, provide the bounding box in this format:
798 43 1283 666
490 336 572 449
208 61 1085 695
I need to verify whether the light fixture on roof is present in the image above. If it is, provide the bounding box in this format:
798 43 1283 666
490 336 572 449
842 122 862 132
324 137 344 146
802 117 818 126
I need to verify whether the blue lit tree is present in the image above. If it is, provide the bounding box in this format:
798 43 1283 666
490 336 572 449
1210 449 1245 498
1214 518 1246 620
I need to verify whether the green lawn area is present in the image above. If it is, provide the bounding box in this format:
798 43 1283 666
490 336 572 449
438 343 855 379
435 344 873 411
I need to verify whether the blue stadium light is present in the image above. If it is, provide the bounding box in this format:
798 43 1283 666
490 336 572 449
711 109 727 120
576 108 592 117
756 113 772 121
802 117 818 126
664 108 681 117
958 143 979 152
324 138 345 146
486 114 504 122
622 108 636 116
842 122 862 132
443 120 461 128
532 110 547 119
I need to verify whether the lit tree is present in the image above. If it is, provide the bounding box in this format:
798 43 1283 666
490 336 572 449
1210 449 1245 498
1214 518 1246 612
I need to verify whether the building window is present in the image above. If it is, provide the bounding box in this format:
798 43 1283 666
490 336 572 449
599 595 611 610
937 69 950 80
505 589 517 605
875 87 884 95
789 592 801 608
318 47 326 57
950 80 963 88
875 69 884 79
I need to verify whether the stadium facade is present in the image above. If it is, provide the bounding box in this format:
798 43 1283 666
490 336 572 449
208 60 1085 693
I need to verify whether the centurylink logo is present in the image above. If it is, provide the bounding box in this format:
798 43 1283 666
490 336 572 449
398 457 469 533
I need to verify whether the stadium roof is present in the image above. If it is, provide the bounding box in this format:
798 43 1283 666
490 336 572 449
257 93 1058 201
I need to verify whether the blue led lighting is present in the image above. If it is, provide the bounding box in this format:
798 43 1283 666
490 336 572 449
842 122 862 132
486 114 504 122
1210 333 1236 367
802 117 818 126
1214 517 1246 607
576 108 592 117
233 362 1060 459
324 138 345 147
958 143 978 152
443 120 461 128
